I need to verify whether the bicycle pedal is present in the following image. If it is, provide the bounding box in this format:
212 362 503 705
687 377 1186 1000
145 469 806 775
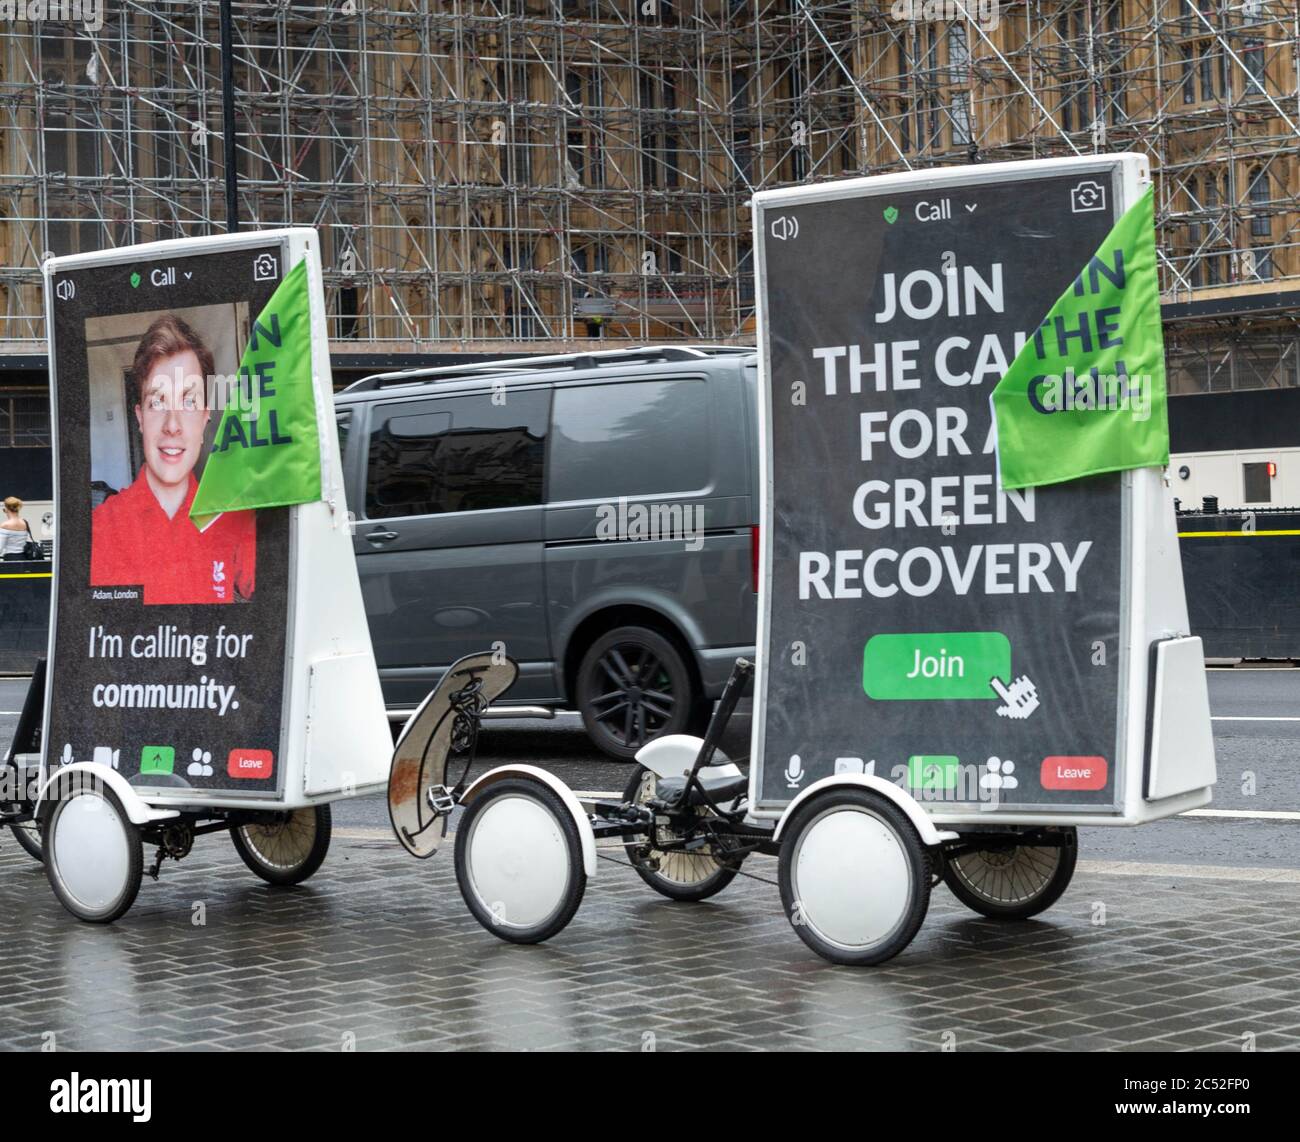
425 785 457 817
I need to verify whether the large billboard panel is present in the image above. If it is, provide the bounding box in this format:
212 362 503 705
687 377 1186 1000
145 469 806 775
752 159 1142 817
46 241 293 797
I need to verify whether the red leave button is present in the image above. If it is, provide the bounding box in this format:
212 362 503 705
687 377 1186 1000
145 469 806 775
228 749 274 780
1041 756 1107 791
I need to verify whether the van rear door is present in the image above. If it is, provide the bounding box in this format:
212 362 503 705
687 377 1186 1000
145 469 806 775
542 371 754 694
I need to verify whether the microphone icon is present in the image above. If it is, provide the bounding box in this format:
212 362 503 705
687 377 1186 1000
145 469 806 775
785 754 805 788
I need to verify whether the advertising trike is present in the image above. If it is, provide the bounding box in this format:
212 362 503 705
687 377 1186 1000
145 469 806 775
4 228 391 921
394 153 1218 965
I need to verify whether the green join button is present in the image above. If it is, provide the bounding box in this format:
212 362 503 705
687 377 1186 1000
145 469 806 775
863 631 1010 700
907 756 960 792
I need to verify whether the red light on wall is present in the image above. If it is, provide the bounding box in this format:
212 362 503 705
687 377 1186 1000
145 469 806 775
1267 462 1277 478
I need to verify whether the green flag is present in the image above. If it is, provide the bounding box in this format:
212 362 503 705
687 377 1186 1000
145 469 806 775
991 186 1169 490
191 258 321 529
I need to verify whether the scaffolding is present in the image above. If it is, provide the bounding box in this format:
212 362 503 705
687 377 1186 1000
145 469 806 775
0 1 1298 373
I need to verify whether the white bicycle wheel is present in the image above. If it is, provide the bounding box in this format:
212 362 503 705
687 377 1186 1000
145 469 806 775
454 778 586 944
44 784 143 923
778 788 930 966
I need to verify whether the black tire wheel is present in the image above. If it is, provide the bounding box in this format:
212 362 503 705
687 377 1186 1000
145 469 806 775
231 804 332 886
943 828 1077 920
778 788 930 967
576 626 698 761
10 820 43 862
622 766 741 902
44 782 143 924
455 777 586 945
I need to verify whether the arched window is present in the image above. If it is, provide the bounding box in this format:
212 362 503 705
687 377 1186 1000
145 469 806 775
1247 167 1274 280
1203 171 1219 209
1248 167 1271 238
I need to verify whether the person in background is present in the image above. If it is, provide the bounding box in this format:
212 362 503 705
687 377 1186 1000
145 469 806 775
0 496 35 561
90 314 256 604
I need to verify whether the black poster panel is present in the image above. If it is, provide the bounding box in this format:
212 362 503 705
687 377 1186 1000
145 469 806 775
47 243 291 797
759 170 1128 813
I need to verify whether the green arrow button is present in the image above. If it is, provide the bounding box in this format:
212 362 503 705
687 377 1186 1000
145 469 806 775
907 755 960 792
863 631 1010 700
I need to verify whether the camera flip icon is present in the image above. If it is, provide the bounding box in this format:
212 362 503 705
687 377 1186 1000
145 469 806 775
252 252 279 281
1070 180 1106 214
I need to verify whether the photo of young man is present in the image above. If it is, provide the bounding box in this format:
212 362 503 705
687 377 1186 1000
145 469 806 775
90 313 256 604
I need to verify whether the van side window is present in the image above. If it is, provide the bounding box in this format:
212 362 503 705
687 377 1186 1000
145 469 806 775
365 390 548 519
549 378 707 501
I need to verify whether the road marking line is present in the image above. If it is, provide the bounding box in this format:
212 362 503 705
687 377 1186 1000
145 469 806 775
1211 715 1300 722
1178 529 1300 537
1183 807 1300 821
1079 860 1300 883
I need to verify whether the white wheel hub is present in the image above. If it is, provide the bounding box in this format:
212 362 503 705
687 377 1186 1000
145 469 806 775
50 792 132 911
467 795 570 929
791 807 912 952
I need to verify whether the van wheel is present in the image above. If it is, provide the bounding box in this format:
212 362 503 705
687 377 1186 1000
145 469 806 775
576 626 696 761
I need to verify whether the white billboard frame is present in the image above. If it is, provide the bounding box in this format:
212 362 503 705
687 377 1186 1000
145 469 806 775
747 154 1215 827
39 228 391 813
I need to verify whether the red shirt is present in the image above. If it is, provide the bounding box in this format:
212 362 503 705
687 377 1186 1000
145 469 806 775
91 470 256 605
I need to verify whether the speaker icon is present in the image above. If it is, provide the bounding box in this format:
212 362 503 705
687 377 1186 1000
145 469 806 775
770 215 800 241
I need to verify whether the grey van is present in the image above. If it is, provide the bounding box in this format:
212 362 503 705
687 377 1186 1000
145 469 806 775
334 346 758 759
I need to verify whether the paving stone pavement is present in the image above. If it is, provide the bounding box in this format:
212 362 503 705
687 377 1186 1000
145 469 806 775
1 830 1297 1052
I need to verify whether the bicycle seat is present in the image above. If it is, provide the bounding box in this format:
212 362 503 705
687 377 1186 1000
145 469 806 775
655 770 748 806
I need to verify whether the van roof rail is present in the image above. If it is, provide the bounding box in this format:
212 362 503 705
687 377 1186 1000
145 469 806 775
341 344 755 393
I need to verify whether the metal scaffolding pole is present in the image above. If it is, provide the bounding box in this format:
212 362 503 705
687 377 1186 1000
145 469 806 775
0 1 1295 358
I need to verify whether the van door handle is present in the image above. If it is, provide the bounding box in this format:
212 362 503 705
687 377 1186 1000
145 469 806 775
365 528 399 545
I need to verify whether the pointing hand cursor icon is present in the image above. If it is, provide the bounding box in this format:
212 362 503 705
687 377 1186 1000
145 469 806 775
990 675 1039 720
